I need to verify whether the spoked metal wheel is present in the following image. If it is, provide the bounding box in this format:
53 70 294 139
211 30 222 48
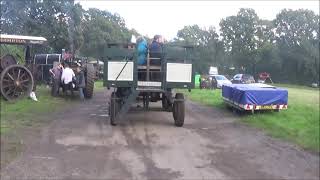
0 65 34 102
172 93 185 127
0 54 17 69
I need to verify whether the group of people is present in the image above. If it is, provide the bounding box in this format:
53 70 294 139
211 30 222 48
136 35 165 65
49 61 85 100
199 75 217 89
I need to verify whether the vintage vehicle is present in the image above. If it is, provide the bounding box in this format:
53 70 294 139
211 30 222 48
32 53 62 85
104 43 194 126
231 74 255 84
0 34 47 101
33 51 95 98
210 75 232 88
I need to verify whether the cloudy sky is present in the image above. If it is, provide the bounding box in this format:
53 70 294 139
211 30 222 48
77 0 319 40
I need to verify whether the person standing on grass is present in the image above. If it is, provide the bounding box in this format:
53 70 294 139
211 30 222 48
49 62 63 96
75 63 85 101
61 63 75 96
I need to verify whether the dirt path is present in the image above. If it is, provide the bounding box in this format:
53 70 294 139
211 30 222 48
1 90 319 179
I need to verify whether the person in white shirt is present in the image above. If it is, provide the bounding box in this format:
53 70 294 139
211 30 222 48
61 63 75 96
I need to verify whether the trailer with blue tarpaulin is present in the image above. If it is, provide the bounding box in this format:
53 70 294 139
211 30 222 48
222 83 288 113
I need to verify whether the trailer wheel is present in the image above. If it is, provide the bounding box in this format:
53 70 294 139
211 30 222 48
173 93 185 127
84 63 95 98
110 92 119 126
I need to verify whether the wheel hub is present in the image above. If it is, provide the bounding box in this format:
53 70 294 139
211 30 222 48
15 80 20 86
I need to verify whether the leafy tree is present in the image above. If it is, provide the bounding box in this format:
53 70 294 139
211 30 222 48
219 8 259 74
274 9 319 83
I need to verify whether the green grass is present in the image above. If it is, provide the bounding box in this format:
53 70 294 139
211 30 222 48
243 85 319 151
178 85 320 152
178 88 224 108
94 80 104 90
0 86 73 134
1 81 104 134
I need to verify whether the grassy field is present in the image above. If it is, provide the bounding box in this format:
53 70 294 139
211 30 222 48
178 85 320 152
179 88 224 108
1 86 75 135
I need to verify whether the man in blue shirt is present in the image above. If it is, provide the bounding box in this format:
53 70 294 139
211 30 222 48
136 36 148 65
149 35 164 65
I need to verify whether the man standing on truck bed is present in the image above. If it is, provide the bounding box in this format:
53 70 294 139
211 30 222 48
149 35 164 65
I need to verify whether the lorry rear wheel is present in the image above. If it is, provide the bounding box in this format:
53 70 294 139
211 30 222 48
110 92 119 126
173 93 185 127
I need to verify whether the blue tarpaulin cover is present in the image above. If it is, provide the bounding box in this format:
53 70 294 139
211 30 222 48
222 83 288 105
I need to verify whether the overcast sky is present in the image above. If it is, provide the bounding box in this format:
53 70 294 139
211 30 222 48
77 0 319 40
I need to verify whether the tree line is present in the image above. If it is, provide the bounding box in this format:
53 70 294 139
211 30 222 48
176 8 319 84
1 0 139 58
1 0 319 84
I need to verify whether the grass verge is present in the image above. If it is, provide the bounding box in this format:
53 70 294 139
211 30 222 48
1 86 73 134
178 85 319 152
178 88 224 108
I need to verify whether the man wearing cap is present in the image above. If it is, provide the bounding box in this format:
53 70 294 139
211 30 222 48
149 35 164 65
75 64 85 100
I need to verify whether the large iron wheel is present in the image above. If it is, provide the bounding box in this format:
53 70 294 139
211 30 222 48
0 54 17 70
0 65 34 101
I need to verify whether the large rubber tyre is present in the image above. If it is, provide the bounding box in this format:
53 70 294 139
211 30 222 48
173 93 185 127
110 92 119 126
84 63 95 98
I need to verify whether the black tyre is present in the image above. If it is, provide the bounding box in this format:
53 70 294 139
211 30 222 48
173 93 185 127
173 103 177 120
110 92 119 126
84 63 95 98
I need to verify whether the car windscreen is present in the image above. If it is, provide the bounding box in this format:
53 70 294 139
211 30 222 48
233 74 242 79
215 75 227 80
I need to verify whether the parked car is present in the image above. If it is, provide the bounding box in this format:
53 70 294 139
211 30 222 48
231 74 255 84
210 75 232 88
